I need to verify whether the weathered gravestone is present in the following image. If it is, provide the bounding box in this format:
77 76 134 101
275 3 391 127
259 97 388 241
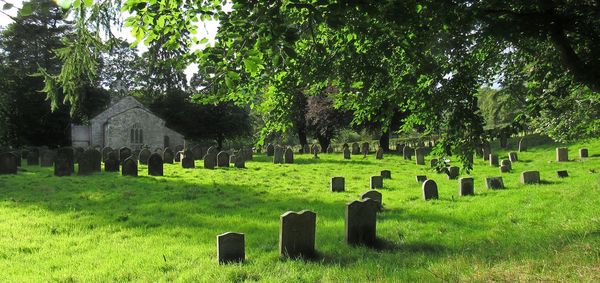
101 147 113 161
163 148 174 164
206 146 218 156
447 166 459 179
380 170 391 179
343 147 351 159
181 150 195 168
396 143 404 155
556 147 568 162
375 148 384 160
90 149 102 172
352 143 360 155
403 145 412 160
370 175 383 189
302 144 310 154
217 151 230 168
191 146 203 160
41 150 56 167
119 147 132 163
521 171 540 184
345 199 379 247
73 147 84 163
131 150 140 163
415 147 425 165
500 165 510 173
416 175 427 183
148 153 164 176
361 142 369 155
0 152 18 174
481 144 490 161
430 159 438 168
284 148 294 164
233 155 245 168
272 146 284 164
485 177 504 189
508 152 518 162
326 145 334 153
203 152 216 169
174 151 182 162
489 154 499 167
78 149 100 176
459 177 474 196
331 177 345 192
266 144 275 156
54 148 74 176
361 190 382 210
422 179 439 200
279 210 316 258
138 148 152 165
122 157 138 177
518 138 527 152
311 144 320 155
154 148 163 154
104 151 120 172
501 159 512 171
579 148 588 158
556 170 569 178
26 148 39 166
217 232 245 264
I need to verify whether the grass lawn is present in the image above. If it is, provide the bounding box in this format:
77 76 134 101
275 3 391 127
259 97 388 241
1 138 600 282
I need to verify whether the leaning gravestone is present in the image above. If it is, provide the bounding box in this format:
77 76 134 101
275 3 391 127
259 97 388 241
217 151 230 168
119 147 132 163
138 148 152 165
284 147 294 164
375 148 384 160
403 145 412 160
416 175 427 183
489 154 499 167
521 171 540 184
518 138 527 152
345 199 378 247
556 147 568 162
217 232 245 264
40 150 56 167
508 152 518 162
352 143 360 155
122 157 138 177
163 148 174 164
273 146 284 164
331 177 345 192
104 152 120 172
361 142 369 155
557 170 568 178
422 179 439 200
459 177 474 196
279 210 316 258
203 152 216 169
579 148 588 158
415 147 425 165
361 190 382 209
485 177 504 189
181 150 195 168
266 144 275 156
343 147 351 159
26 149 40 166
370 176 383 189
380 170 391 179
54 147 74 176
447 166 459 179
0 152 18 174
148 153 164 176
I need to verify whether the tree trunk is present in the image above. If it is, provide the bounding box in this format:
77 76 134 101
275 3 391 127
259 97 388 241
298 127 308 147
317 135 330 153
379 130 390 152
216 134 224 151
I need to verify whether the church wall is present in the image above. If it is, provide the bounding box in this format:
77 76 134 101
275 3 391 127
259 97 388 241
105 108 166 150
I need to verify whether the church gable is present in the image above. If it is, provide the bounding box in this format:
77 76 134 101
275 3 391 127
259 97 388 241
91 96 149 124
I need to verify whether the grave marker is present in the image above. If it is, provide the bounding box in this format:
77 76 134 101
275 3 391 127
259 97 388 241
556 170 568 178
380 170 391 179
217 151 230 167
485 177 504 189
279 210 316 258
415 147 425 165
521 171 540 184
148 153 164 176
370 176 383 189
217 232 245 264
459 177 474 196
579 148 588 158
345 199 378 247
422 179 439 200
284 148 294 164
447 166 459 179
416 175 427 183
54 148 74 176
122 157 138 176
0 152 18 174
331 177 345 192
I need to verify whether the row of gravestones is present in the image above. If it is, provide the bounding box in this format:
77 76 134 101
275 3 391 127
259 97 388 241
217 198 381 263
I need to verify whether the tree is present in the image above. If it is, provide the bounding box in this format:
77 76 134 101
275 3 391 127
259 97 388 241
305 93 351 151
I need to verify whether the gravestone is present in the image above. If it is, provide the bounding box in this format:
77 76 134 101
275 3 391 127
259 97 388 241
104 153 120 172
74 147 84 163
352 143 360 155
174 145 184 153
148 153 164 176
132 150 140 163
343 147 351 159
233 155 245 168
174 151 182 162
279 210 316 258
375 148 383 160
556 170 568 178
163 148 174 164
500 159 511 171
500 165 510 173
485 177 504 189
89 149 102 172
556 147 568 162
520 171 540 184
0 152 18 174
311 144 320 155
345 199 378 247
284 148 294 164
370 176 383 189
206 146 218 156
40 150 56 167
447 166 459 179
396 143 404 155
508 152 518 162
331 177 345 192
579 148 588 158
122 157 138 176
119 147 132 163
11 150 21 167
422 179 439 200
489 154 499 167
138 148 152 165
273 146 284 164
361 142 369 155
416 175 427 183
326 145 334 153
459 177 474 196
402 145 412 160
26 149 39 166
154 148 163 153
217 151 230 168
302 144 310 154
191 146 204 160
78 149 99 176
101 147 113 161
415 147 425 165
203 152 216 169
482 145 490 161
266 144 275 156
361 190 382 209
181 150 195 168
217 232 245 264
54 147 74 176
380 170 391 179
430 159 438 167
518 138 527 152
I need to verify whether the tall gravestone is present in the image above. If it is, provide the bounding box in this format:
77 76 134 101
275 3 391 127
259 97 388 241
204 152 216 169
54 147 74 176
482 145 490 161
78 149 99 176
73 147 84 164
0 152 18 174
90 149 102 172
148 153 164 176
40 150 56 167
138 148 152 165
122 157 138 176
181 150 195 168
345 199 378 247
284 148 294 164
447 166 459 179
485 177 504 189
361 142 369 156
370 176 383 189
375 148 384 160
489 154 499 166
266 144 275 156
415 147 425 165
279 210 316 258
163 148 174 164
521 171 540 184
104 151 120 172
233 155 245 168
331 177 345 192
459 177 474 196
217 151 230 168
508 152 518 162
119 147 132 164
556 147 568 162
217 232 245 264
343 147 351 159
422 179 439 200
518 138 527 152
273 146 284 164
579 148 588 158
403 145 412 160
352 143 360 155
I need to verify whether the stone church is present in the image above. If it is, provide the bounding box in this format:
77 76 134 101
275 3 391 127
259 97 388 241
71 96 185 150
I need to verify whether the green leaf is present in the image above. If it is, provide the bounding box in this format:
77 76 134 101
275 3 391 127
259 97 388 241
2 3 14 10
199 37 209 44
56 0 74 9
416 4 423 13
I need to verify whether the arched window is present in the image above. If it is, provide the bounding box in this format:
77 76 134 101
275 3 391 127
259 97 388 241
130 123 143 147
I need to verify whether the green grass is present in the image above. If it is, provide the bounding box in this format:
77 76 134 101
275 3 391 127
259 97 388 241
1 138 600 282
